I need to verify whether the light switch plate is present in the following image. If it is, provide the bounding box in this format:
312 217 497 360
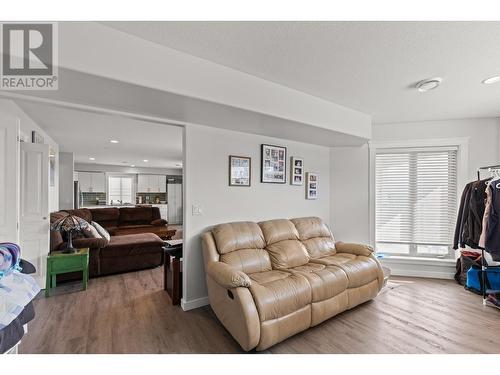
192 204 203 215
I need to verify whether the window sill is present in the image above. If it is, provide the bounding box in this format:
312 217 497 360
378 255 456 279
377 255 455 266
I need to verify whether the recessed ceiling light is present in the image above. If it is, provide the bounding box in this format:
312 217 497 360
131 165 135 167
109 139 119 144
143 159 148 162
89 157 95 161
482 76 500 85
415 77 442 92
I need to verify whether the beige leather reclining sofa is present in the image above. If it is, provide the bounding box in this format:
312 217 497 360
201 217 384 351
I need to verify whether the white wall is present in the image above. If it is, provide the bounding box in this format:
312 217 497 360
372 118 500 182
74 163 181 176
0 99 59 212
330 144 370 244
183 124 331 309
330 117 500 246
59 152 74 210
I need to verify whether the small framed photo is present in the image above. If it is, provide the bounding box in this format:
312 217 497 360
306 172 318 200
261 144 287 183
229 155 251 186
290 157 304 185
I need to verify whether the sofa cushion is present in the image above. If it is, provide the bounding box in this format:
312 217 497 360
266 240 310 269
89 207 120 230
249 270 311 321
63 208 93 223
212 222 265 255
288 262 348 302
119 207 153 225
310 253 380 289
259 219 309 269
101 233 164 258
220 249 272 274
292 217 336 258
259 219 299 245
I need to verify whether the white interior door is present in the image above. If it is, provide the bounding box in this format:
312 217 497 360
20 142 49 287
0 113 20 243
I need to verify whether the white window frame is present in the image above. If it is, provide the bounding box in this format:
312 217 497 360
107 173 137 205
368 137 469 261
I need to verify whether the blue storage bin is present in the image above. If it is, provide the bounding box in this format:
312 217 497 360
466 266 500 294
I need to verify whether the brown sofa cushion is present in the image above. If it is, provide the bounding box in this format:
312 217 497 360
151 218 167 226
63 208 93 223
89 207 120 230
119 207 153 225
101 233 164 258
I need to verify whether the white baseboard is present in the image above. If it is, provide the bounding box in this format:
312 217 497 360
381 257 455 280
181 296 209 311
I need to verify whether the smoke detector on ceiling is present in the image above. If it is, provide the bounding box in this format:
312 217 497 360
415 77 442 92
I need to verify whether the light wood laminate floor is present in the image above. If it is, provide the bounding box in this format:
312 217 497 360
19 267 500 354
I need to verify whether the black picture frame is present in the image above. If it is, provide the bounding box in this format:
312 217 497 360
229 155 251 187
261 144 287 184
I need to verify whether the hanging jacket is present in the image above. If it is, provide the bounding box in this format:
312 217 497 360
463 179 490 249
453 182 473 250
479 180 494 248
486 180 500 261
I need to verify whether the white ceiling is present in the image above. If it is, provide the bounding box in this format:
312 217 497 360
17 101 183 169
102 21 500 124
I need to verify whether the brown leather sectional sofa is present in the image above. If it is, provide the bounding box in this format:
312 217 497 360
202 217 384 351
50 206 173 278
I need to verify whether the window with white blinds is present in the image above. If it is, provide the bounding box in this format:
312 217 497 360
108 176 134 205
375 147 458 258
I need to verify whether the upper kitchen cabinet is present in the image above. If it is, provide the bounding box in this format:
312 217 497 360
137 174 149 192
138 174 166 193
78 172 105 192
158 175 166 193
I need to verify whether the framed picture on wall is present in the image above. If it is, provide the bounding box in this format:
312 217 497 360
306 172 318 199
229 155 251 186
261 144 287 183
290 157 304 185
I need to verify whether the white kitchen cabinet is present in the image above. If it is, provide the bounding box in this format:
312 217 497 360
148 175 159 192
137 174 166 193
77 172 105 192
91 172 105 192
137 174 149 192
78 172 92 192
158 175 167 193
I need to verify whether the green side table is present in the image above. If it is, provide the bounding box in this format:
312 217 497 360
45 248 90 297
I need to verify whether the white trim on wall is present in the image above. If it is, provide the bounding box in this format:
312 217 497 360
368 137 469 265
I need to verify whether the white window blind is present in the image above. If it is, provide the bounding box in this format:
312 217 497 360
108 176 133 204
375 147 457 258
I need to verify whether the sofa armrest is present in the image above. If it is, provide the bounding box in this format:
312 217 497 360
206 262 251 288
335 241 374 257
71 237 109 250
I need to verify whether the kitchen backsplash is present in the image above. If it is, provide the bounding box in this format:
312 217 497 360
82 192 107 206
136 192 167 204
